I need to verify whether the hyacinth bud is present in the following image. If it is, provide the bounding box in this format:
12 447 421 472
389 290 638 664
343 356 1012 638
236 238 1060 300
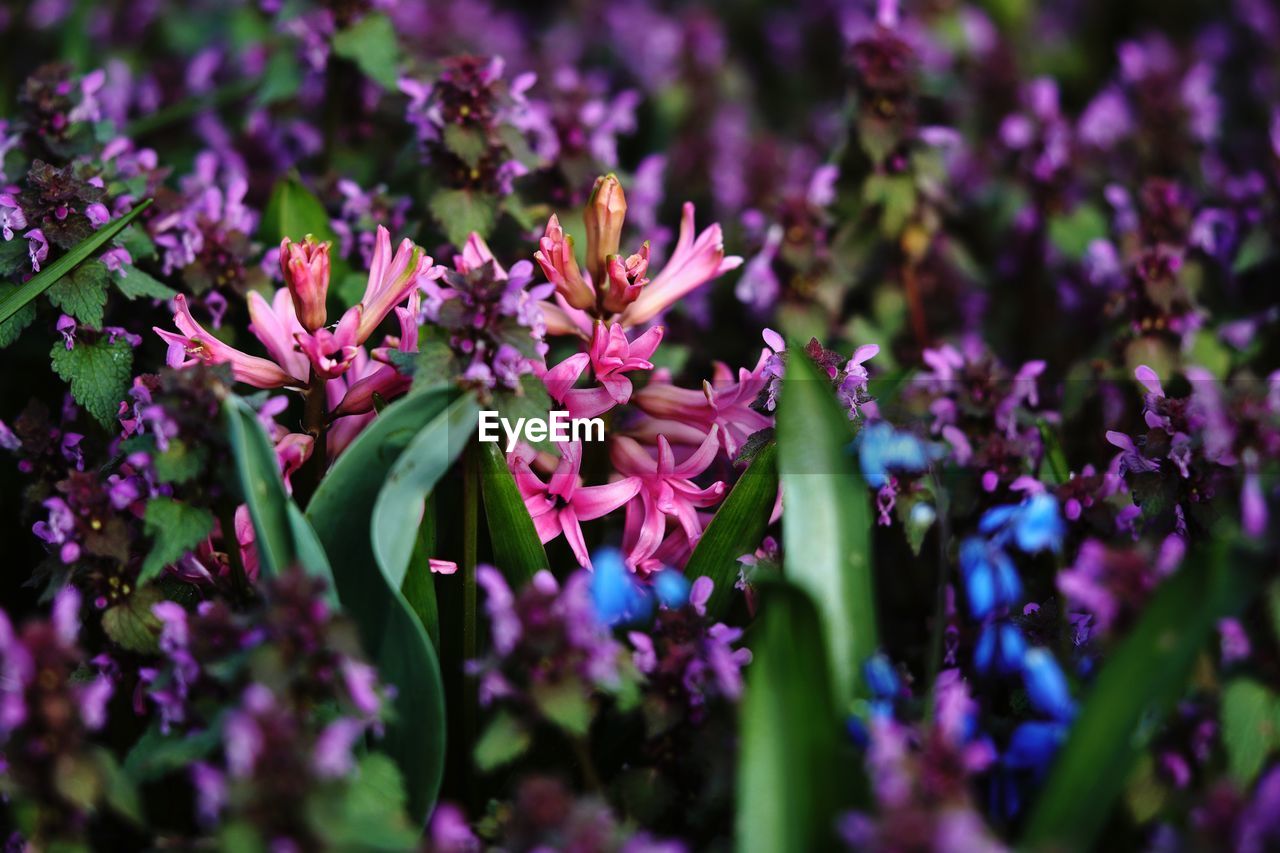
534 215 596 311
600 243 650 314
280 235 331 332
584 174 627 286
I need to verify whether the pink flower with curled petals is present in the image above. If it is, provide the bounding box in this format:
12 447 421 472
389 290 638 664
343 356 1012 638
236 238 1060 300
154 295 297 389
331 292 419 417
541 322 663 419
534 214 595 311
632 350 772 457
354 225 440 344
619 202 742 327
296 304 362 380
612 427 726 570
509 440 641 568
246 289 309 383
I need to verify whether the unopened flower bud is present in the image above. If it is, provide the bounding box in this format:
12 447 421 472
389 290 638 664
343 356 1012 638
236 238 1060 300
280 235 331 332
600 243 650 314
534 215 596 311
584 174 627 285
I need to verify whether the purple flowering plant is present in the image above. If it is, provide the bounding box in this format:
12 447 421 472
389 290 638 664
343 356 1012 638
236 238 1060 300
0 0 1279 849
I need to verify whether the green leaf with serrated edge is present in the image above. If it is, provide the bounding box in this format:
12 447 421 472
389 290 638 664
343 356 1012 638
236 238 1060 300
0 199 153 326
115 263 177 300
123 721 221 783
684 441 777 620
429 188 497 249
1022 535 1257 851
261 176 337 246
0 283 35 347
223 396 336 597
332 13 402 90
50 336 133 427
777 348 878 707
443 124 487 169
531 679 592 735
478 439 547 588
1222 678 1276 787
47 260 109 326
474 712 531 772
305 753 420 851
371 393 480 590
140 498 214 582
101 586 164 654
737 582 848 852
306 388 455 824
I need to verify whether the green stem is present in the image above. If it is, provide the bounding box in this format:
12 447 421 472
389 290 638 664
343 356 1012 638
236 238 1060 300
293 369 329 507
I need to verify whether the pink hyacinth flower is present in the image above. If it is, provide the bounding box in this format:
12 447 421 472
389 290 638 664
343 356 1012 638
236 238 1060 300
509 440 641 568
541 322 663 419
354 225 439 344
154 294 297 389
632 350 772 457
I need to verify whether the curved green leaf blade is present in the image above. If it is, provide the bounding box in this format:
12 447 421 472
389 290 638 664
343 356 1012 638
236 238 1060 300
371 393 480 590
777 349 878 707
223 396 335 596
684 441 778 620
1022 538 1253 850
478 440 547 588
0 199 153 326
737 582 845 852
261 176 337 244
306 388 456 824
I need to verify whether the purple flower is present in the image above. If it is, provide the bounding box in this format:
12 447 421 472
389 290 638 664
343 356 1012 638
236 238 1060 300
312 717 366 778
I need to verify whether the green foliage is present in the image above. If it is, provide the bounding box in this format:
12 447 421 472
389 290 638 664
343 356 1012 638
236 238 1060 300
776 348 878 707
1221 678 1278 787
1022 538 1254 850
737 583 847 852
478 439 548 587
140 498 215 582
50 335 133 427
115 264 178 300
47 260 109 326
474 711 531 772
123 722 221 783
1047 203 1107 261
306 388 455 824
0 283 35 347
0 199 153 327
332 13 402 90
307 754 421 850
261 176 337 245
101 586 165 654
684 441 778 620
429 188 496 249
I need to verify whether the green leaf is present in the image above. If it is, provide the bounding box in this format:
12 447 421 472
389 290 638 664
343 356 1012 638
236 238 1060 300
0 199 153 326
224 396 335 595
151 438 206 484
101 586 165 654
306 388 455 824
50 335 134 427
371 393 480 590
443 125 488 169
684 441 778 619
332 13 402 90
1047 203 1107 261
478 440 547 588
1222 678 1277 787
1022 537 1255 850
141 498 215 582
0 283 35 347
474 711 531 772
402 506 441 648
96 748 144 825
261 176 336 245
429 188 496 249
115 263 178 300
47 260 109 326
531 680 592 736
118 225 157 261
123 722 221 783
777 349 878 707
306 753 420 850
1036 418 1070 486
737 583 846 851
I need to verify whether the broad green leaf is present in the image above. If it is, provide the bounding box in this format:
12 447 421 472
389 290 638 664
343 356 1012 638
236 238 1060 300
402 504 441 649
306 388 455 823
50 336 133 427
140 498 214 582
0 199 153 326
429 188 497 249
47 260 109 326
1048 203 1107 261
777 349 877 706
474 711 531 772
261 176 337 245
123 722 221 783
1022 537 1254 850
737 583 845 852
1036 418 1070 486
478 440 547 588
684 441 778 619
443 125 487 169
101 586 164 654
372 393 480 590
223 396 335 595
115 264 178 300
0 283 35 347
1222 678 1276 787
332 13 402 90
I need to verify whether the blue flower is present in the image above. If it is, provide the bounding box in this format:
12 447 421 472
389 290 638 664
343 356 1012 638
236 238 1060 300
974 622 1028 675
959 537 1023 620
854 422 934 488
980 493 1064 554
589 547 651 626
652 570 692 609
1004 720 1068 776
1021 648 1076 722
